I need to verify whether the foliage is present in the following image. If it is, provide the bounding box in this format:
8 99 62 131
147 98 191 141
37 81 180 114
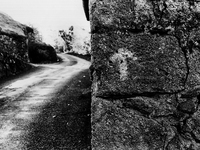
28 41 58 63
0 50 31 77
59 26 74 52
26 24 58 63
0 34 31 78
58 26 91 55
27 24 43 43
83 41 91 55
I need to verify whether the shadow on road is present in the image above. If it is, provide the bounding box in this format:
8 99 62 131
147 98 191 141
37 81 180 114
25 69 91 150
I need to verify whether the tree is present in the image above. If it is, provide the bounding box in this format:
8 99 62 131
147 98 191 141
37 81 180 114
59 26 74 52
27 24 43 43
58 26 91 54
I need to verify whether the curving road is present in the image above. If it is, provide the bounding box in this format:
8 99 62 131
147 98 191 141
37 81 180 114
0 54 91 149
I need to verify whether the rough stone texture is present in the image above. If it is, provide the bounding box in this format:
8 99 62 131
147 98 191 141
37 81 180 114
92 97 165 150
0 35 32 78
90 0 200 149
0 12 33 79
92 33 187 97
0 34 28 61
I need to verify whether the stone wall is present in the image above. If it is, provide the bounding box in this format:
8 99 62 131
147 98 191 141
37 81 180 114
0 34 31 78
90 0 200 149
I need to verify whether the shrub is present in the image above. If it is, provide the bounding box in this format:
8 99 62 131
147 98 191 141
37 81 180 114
28 41 58 63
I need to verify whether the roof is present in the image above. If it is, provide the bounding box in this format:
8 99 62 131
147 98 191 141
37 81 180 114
0 12 33 38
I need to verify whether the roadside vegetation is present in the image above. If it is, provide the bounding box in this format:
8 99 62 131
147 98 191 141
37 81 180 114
27 25 59 63
54 25 91 61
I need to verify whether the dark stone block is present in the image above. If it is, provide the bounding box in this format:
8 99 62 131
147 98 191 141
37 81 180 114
92 32 187 97
92 98 165 149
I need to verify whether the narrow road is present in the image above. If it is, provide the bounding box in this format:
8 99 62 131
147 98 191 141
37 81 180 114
0 54 91 150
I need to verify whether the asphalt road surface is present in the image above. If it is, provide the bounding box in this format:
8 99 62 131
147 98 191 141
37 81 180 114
0 54 91 150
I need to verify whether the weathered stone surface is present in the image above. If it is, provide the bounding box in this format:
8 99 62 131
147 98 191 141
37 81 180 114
92 94 200 149
90 0 200 149
91 32 187 97
92 98 165 150
0 12 33 79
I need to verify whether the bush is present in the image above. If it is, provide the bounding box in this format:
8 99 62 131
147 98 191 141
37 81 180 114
28 42 58 63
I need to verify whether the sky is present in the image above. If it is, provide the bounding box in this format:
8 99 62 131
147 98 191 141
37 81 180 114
0 0 90 45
